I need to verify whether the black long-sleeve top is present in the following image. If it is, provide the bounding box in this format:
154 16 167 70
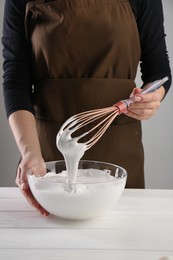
2 0 172 118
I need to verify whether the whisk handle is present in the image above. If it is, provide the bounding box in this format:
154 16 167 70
140 76 169 94
114 76 169 114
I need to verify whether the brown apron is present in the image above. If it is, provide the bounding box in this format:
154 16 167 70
25 0 144 188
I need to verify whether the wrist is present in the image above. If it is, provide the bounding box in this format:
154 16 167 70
21 144 42 158
157 86 165 101
20 150 44 169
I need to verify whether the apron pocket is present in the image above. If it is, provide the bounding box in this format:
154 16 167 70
33 77 137 125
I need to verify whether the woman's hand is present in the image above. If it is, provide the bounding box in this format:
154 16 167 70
125 86 165 120
15 152 49 216
9 110 49 216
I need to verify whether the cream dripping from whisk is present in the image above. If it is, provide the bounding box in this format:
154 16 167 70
56 125 86 183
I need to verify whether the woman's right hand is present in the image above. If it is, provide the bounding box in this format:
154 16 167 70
15 152 49 216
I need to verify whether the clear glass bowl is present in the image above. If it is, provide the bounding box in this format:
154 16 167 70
27 160 127 220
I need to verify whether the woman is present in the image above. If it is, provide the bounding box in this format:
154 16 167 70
2 0 172 216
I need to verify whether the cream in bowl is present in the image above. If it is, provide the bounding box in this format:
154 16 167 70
27 160 127 220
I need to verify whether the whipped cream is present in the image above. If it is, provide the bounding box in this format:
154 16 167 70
28 168 125 219
56 123 87 183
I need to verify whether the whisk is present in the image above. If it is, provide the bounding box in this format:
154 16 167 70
57 77 168 151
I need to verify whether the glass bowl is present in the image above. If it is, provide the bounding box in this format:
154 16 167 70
27 160 127 220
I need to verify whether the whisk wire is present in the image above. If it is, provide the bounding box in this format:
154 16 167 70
85 110 118 149
67 107 116 135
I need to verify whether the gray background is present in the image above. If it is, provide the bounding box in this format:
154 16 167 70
0 0 172 188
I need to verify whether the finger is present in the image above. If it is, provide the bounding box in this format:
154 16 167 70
129 100 161 110
21 184 49 216
15 166 22 187
135 91 162 103
126 107 157 120
129 87 142 98
125 110 151 120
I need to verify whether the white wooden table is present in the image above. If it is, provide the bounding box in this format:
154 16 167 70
0 188 173 260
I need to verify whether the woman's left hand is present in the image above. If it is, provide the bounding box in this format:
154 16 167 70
125 86 165 120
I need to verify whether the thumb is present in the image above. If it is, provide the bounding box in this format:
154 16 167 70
19 165 29 192
129 88 143 102
130 87 142 97
21 181 29 192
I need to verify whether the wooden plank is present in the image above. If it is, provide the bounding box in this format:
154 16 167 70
1 190 173 213
0 188 21 198
0 228 173 251
1 187 173 199
122 189 173 199
0 249 173 260
0 210 173 230
0 198 33 212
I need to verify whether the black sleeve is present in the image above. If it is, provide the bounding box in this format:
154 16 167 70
135 0 172 93
2 0 35 118
2 0 172 119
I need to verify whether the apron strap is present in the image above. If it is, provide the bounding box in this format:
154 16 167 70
35 0 45 3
